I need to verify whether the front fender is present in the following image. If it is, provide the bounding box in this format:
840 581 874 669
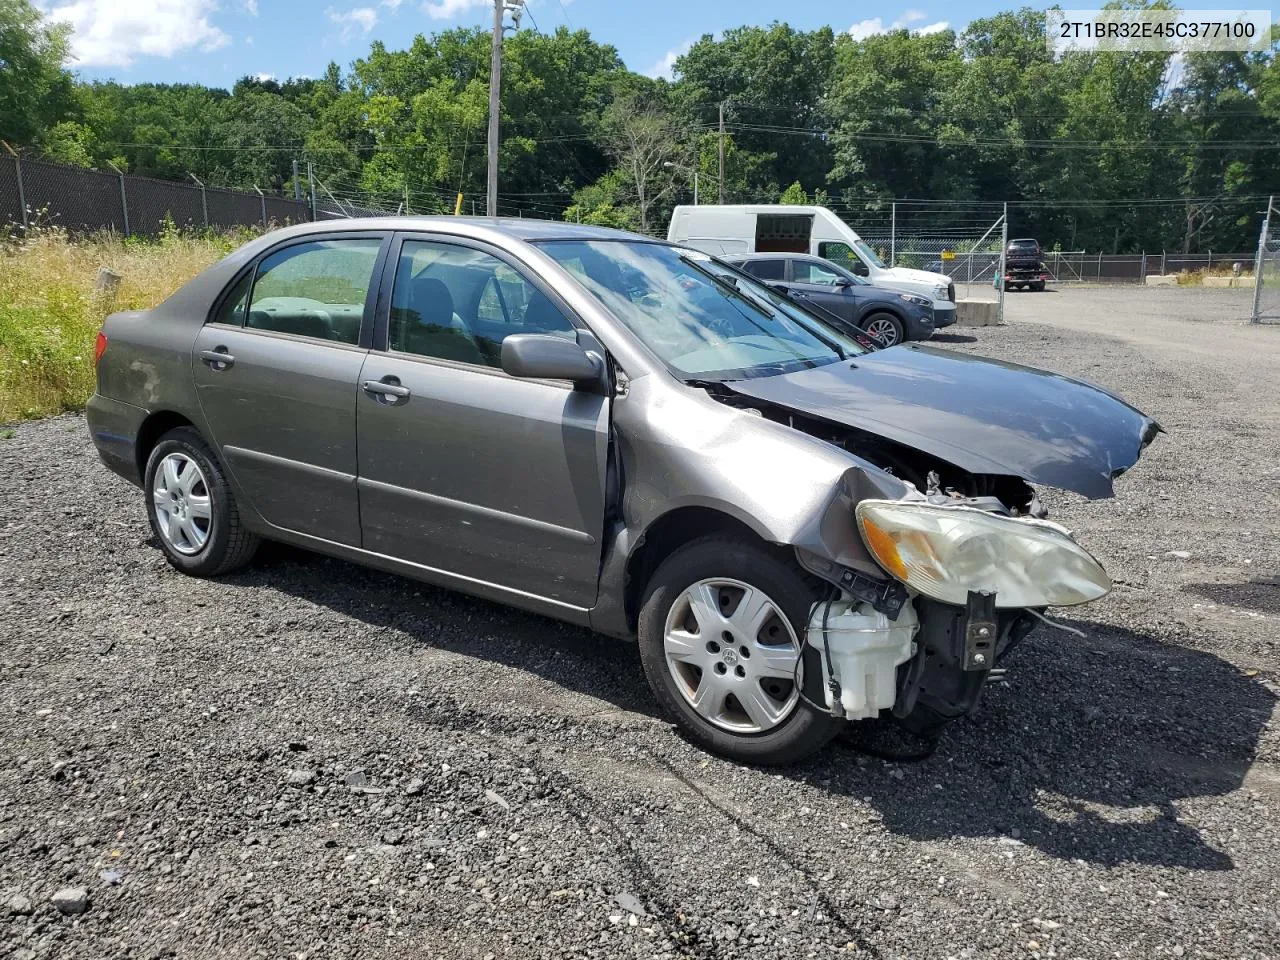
587 372 916 637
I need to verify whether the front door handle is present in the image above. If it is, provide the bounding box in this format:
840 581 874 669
362 378 411 403
200 348 235 370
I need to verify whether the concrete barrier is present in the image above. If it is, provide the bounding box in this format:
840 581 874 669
1202 275 1254 288
955 299 1000 326
1145 274 1178 287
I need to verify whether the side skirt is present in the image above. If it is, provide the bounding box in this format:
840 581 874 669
250 524 596 629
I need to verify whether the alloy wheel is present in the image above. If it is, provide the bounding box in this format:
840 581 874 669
662 577 802 734
864 316 901 346
152 452 212 555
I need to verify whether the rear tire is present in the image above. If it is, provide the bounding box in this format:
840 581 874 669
637 536 841 765
1031 281 1045 292
861 311 905 347
144 427 259 577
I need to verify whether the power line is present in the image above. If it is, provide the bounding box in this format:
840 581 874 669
721 121 1280 151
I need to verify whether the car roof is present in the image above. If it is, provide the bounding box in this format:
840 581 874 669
276 216 645 243
722 252 812 261
1009 238 1039 243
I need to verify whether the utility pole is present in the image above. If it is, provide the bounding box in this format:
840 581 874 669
717 101 726 205
486 0 503 217
486 0 524 218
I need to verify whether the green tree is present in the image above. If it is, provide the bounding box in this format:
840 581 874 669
40 120 94 167
0 0 73 146
779 181 807 204
563 169 639 229
675 23 836 199
597 84 687 234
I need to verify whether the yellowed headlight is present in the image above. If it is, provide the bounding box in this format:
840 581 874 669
855 500 1112 608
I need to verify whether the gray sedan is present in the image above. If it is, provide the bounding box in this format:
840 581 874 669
87 219 1159 765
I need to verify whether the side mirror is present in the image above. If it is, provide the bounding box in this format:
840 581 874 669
850 260 870 277
501 333 603 388
835 276 854 288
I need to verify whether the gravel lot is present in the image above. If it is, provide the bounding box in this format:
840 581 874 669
2 286 1278 959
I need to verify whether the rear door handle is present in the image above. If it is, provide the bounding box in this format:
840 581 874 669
200 348 235 369
362 378 411 402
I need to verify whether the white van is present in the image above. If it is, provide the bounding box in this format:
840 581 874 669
667 204 957 323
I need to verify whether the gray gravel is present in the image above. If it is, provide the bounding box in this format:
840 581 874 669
2 286 1278 958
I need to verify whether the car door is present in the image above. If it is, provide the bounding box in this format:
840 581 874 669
355 234 610 608
191 232 388 546
786 258 861 324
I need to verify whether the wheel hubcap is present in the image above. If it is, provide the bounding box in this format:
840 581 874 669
663 577 802 734
152 453 212 555
866 317 899 346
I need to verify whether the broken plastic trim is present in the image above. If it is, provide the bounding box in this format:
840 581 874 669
794 549 910 618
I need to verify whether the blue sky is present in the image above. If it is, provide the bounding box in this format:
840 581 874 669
41 0 1260 88
43 0 982 86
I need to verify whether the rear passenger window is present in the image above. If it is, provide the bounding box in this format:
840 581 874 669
246 238 381 344
742 259 784 281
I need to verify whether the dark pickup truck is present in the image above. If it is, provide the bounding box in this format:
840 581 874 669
1003 238 1050 291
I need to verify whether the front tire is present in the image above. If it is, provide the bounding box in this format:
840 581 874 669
637 536 841 765
144 427 259 577
861 311 905 346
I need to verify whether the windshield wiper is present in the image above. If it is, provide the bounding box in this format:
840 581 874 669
678 255 776 318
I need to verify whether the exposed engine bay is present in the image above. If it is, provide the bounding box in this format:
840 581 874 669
701 380 1049 517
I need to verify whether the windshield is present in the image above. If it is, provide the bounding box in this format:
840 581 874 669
1008 240 1038 252
851 238 886 269
535 240 867 381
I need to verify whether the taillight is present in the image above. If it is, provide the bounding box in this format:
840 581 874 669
94 331 109 366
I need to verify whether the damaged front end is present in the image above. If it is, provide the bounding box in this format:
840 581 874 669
687 349 1160 738
791 495 1097 736
792 492 1109 735
796 587 1039 736
788 474 1121 736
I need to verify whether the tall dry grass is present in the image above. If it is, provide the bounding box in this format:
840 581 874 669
0 224 255 422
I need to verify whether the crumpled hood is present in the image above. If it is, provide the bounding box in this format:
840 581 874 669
726 344 1161 499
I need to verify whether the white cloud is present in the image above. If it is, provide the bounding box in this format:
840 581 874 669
381 0 403 8
242 0 258 15
848 11 951 40
327 5 378 35
422 0 486 20
253 71 275 81
847 17 887 40
43 0 230 68
647 38 694 80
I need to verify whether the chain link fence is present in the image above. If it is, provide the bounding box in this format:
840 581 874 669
1252 197 1280 324
830 201 1007 308
5 151 1274 306
0 152 312 237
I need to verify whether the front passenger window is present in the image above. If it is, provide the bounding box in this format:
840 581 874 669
246 238 381 344
795 261 844 285
389 241 576 368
